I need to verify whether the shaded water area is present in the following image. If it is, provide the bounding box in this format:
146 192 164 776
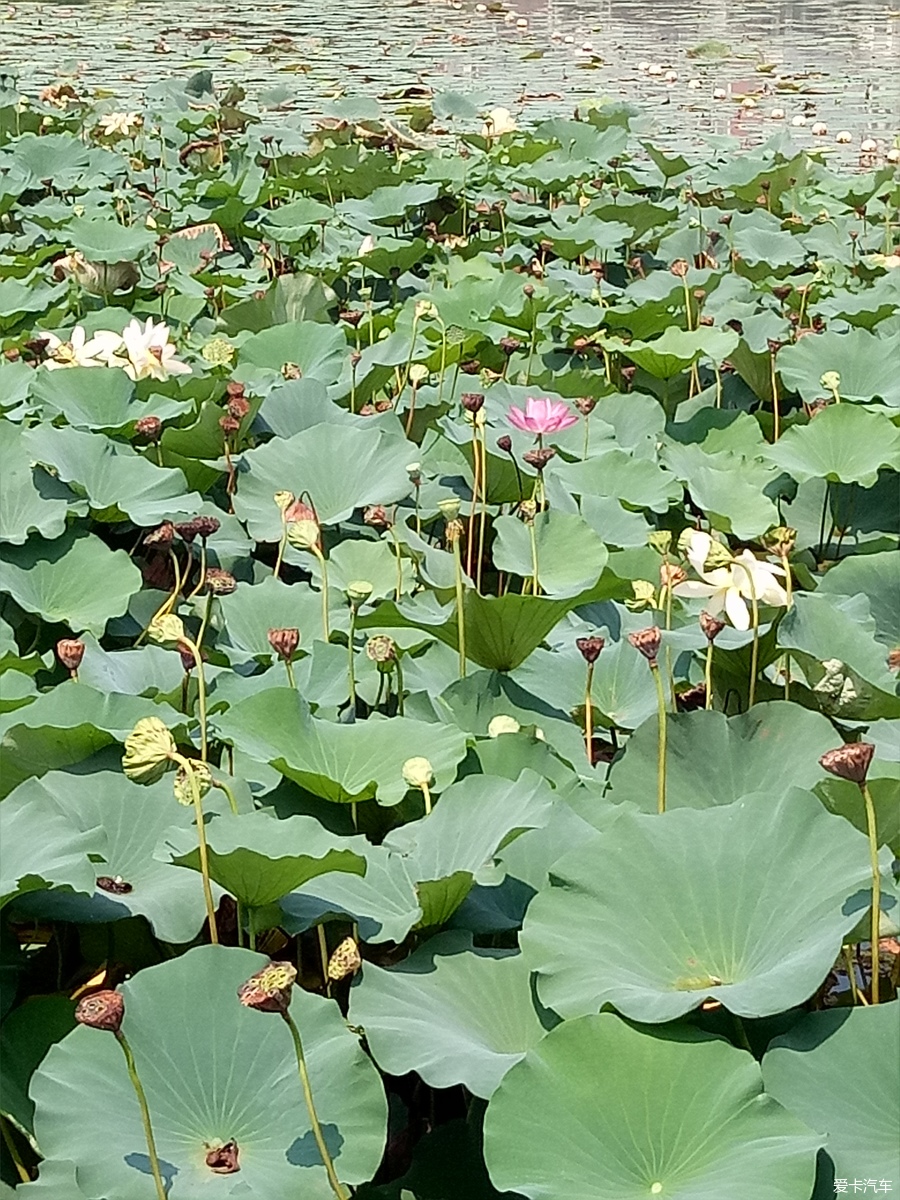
0 0 898 155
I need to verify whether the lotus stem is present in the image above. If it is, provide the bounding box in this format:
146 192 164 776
394 655 406 716
858 781 881 1004
664 580 676 711
466 436 481 579
347 603 358 716
313 545 330 641
115 1031 168 1200
781 549 793 700
731 561 759 709
214 777 239 816
450 529 467 678
651 663 667 814
274 511 288 581
388 525 404 600
317 924 329 990
174 754 217 943
769 348 781 441
704 642 714 710
195 591 213 661
284 658 296 689
584 662 594 765
0 1115 30 1184
843 944 864 1006
421 779 433 815
476 428 488 594
186 541 208 601
528 519 540 596
282 1010 349 1200
181 635 208 762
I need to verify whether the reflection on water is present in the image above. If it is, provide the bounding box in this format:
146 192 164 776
0 0 897 155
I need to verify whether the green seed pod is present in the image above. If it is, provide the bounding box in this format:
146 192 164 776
122 716 176 784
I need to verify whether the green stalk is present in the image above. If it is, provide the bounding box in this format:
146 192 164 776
284 658 296 689
394 656 405 716
274 513 288 581
859 781 882 1005
651 663 667 814
451 534 467 678
348 603 358 716
181 635 208 762
704 642 714 710
215 777 239 815
282 1012 349 1200
173 755 217 943
528 516 540 596
421 780 433 816
733 563 760 709
115 1031 168 1200
584 663 594 765
313 545 330 641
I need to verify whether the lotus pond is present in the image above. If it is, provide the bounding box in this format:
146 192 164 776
0 71 899 1200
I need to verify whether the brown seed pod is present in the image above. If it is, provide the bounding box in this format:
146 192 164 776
819 742 875 785
267 627 300 661
206 1141 240 1174
75 990 124 1033
327 936 363 982
56 638 85 671
575 636 605 664
628 626 662 665
237 962 297 1014
205 568 237 595
699 611 726 642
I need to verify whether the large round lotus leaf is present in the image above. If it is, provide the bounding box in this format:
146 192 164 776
763 1006 900 1185
0 785 97 910
236 320 346 381
815 549 900 648
30 945 387 1199
0 530 141 637
349 934 546 1098
216 575 333 662
483 1014 821 1200
776 328 900 407
0 422 69 545
607 702 837 811
233 422 414 539
6 771 214 944
215 687 468 805
491 510 608 598
766 403 900 487
28 367 137 430
0 995 75 1144
522 789 877 1022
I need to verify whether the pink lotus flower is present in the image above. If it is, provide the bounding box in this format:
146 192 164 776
507 397 578 436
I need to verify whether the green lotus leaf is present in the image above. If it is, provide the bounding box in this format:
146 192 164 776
553 447 681 513
766 404 900 487
237 320 347 382
382 771 553 927
816 549 900 647
26 425 202 524
234 423 414 539
6 770 219 943
776 329 900 407
0 530 141 637
762 1006 900 1185
307 535 415 601
29 365 137 429
350 935 546 1098
162 808 366 912
491 510 607 598
66 215 157 263
522 789 878 1021
216 575 331 661
0 785 97 910
0 995 75 1145
30 945 387 1198
215 687 468 805
223 274 337 335
0 422 70 545
661 442 782 539
615 325 739 379
607 702 838 810
484 1014 821 1200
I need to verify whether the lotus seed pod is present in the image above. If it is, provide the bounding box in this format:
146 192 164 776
860 138 878 153
365 635 397 665
574 396 596 415
147 613 186 648
628 626 662 665
56 638 85 671
699 611 726 642
97 875 133 894
835 130 852 144
819 742 875 785
791 114 807 127
437 497 461 520
201 336 235 366
135 414 162 441
461 392 485 413
488 714 522 737
820 370 840 392
75 990 124 1033
702 539 734 572
499 336 522 356
347 580 374 604
406 462 422 483
444 517 465 544
414 299 437 321
363 505 391 528
237 961 298 1014
575 635 605 664
496 434 513 453
268 627 300 660
205 568 237 595
763 526 797 556
327 936 362 982
206 1141 240 1174
144 521 175 547
193 516 221 540
122 716 177 784
286 507 321 551
173 759 212 806
647 530 673 556
274 490 295 513
769 108 786 120
402 756 434 789
659 563 687 589
626 579 658 612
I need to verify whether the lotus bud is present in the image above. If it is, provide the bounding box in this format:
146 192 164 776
135 415 162 441
174 759 212 806
819 742 874 785
193 516 221 540
660 563 687 589
205 568 237 595
365 635 397 666
363 505 392 528
144 521 175 547
285 500 320 550
628 626 662 666
699 611 726 642
574 397 596 416
523 447 557 471
496 434 513 453
237 961 298 1014
402 756 434 789
56 638 85 673
438 497 461 521
576 635 605 664
347 580 373 604
122 716 177 784
461 392 485 413
327 936 362 982
626 579 657 612
206 1141 240 1174
75 990 124 1033
488 714 522 737
148 614 186 648
268 628 300 660
274 490 295 513
647 530 673 556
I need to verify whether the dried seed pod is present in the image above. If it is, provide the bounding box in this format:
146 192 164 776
75 990 124 1033
576 635 605 664
206 1141 240 1174
699 611 726 642
268 628 300 660
499 336 522 355
144 522 175 547
819 742 875 785
365 635 397 665
56 638 85 672
193 516 221 540
522 447 557 472
659 563 687 589
135 415 162 441
237 961 297 1014
574 397 596 415
628 626 662 665
461 392 485 413
205 568 237 595
363 505 392 528
327 937 362 982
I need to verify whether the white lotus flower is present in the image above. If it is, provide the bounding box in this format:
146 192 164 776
481 107 517 139
357 234 376 256
121 318 191 382
673 531 787 631
43 325 124 370
97 111 141 138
